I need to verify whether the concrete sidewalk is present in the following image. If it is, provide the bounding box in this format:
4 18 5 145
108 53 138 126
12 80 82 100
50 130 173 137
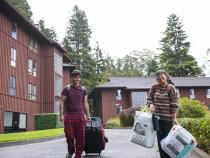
0 129 209 158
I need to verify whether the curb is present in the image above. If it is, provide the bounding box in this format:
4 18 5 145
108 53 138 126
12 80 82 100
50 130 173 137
0 135 65 148
194 147 210 158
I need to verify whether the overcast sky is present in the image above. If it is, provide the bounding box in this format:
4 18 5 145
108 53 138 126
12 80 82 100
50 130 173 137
27 0 210 66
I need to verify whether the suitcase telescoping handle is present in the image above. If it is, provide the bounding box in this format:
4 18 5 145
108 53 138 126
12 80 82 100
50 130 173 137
86 117 100 127
86 117 97 127
86 118 92 127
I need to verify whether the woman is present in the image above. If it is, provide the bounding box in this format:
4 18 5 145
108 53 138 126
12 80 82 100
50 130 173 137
147 70 179 158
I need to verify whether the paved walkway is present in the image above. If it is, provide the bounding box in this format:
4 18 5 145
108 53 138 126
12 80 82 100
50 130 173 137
0 129 207 158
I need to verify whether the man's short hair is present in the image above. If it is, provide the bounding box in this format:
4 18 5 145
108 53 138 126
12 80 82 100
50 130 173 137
71 69 82 77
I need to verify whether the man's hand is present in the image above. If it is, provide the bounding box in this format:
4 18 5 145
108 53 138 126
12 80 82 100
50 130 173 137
60 115 64 123
149 104 155 112
86 115 91 121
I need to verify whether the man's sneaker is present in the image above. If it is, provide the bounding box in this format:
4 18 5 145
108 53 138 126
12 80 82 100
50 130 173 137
66 153 72 158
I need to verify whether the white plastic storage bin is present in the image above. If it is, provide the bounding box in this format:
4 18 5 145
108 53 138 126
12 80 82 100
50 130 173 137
161 125 197 158
131 111 156 148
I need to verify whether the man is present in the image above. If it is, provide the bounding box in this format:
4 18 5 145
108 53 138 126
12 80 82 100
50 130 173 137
60 69 91 158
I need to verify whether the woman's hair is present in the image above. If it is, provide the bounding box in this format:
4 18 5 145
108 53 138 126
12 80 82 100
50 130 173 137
155 70 174 85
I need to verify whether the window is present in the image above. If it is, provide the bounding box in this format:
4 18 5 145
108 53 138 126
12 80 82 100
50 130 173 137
206 89 210 98
32 61 37 77
28 83 36 101
19 113 26 129
11 22 17 39
9 76 16 96
29 35 37 52
131 91 147 107
55 74 62 96
28 59 37 77
189 88 195 99
4 112 13 127
116 89 122 100
28 58 33 75
54 52 62 74
10 48 16 67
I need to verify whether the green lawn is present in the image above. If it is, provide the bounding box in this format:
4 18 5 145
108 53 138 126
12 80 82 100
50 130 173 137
0 128 64 143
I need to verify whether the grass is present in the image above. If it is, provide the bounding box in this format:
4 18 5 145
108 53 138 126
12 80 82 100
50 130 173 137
0 128 64 143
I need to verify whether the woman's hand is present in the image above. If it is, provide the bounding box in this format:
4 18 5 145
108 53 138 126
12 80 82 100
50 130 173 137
149 104 155 112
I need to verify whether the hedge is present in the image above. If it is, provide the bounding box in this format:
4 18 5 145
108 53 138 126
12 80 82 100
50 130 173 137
35 113 63 130
119 112 134 127
178 97 208 118
106 117 121 129
179 114 210 154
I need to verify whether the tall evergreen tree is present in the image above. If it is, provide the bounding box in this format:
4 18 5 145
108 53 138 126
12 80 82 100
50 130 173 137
63 5 96 92
63 5 91 54
93 42 106 75
35 19 58 41
159 14 203 76
8 0 33 21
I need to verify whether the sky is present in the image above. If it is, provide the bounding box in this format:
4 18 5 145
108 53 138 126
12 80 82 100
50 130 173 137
27 0 210 66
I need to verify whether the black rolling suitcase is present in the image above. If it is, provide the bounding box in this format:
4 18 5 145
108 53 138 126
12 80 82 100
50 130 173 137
84 117 108 155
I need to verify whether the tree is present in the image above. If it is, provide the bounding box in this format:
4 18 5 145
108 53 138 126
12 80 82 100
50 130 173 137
35 19 58 41
159 14 203 76
63 5 96 92
110 50 159 77
141 49 159 76
93 42 106 75
8 0 33 21
202 49 210 76
63 5 92 54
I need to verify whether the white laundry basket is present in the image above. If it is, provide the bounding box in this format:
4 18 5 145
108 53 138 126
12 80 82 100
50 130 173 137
161 125 197 158
131 111 156 148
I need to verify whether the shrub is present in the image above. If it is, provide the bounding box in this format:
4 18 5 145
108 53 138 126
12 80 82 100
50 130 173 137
106 117 121 129
119 112 134 127
141 105 149 112
35 113 63 130
179 114 210 154
178 97 208 118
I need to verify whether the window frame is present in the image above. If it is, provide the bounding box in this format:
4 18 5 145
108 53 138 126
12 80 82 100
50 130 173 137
54 52 62 75
206 88 210 98
54 74 62 97
189 88 195 99
115 89 122 100
10 48 16 67
131 91 148 107
28 58 37 77
29 35 38 52
9 76 16 96
28 83 36 101
11 22 17 39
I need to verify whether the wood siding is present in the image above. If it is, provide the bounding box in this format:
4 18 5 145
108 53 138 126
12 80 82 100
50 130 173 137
42 45 54 113
0 5 70 133
101 88 128 125
0 10 41 133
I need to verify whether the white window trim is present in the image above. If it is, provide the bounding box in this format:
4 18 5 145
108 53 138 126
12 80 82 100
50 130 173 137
12 22 17 39
10 48 16 67
116 89 122 100
28 83 36 101
206 89 210 98
9 76 16 96
54 52 62 75
189 88 195 99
